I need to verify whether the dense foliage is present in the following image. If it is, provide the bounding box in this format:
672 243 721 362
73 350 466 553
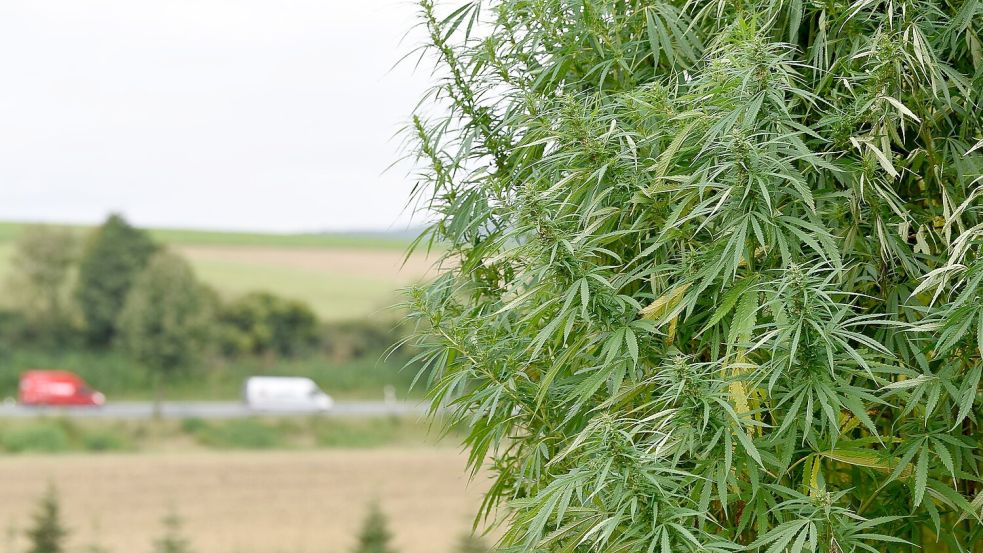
216 291 319 357
75 214 158 345
406 0 982 550
3 226 79 344
117 251 215 376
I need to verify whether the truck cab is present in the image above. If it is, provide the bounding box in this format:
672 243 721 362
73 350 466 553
19 370 106 407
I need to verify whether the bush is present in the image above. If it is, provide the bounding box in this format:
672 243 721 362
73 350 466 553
152 510 193 553
320 319 409 363
406 0 983 550
179 417 208 434
81 430 127 452
216 292 319 357
2 423 69 453
25 485 67 553
352 503 396 553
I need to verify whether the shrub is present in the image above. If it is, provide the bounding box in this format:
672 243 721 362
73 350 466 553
152 510 193 553
2 423 69 453
352 502 396 553
25 485 67 553
320 319 409 363
406 0 982 551
179 417 208 435
216 292 319 357
81 430 126 452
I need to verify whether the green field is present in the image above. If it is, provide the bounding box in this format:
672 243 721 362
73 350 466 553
0 415 450 453
0 221 436 321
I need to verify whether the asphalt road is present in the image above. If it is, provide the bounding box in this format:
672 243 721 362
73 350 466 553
0 400 432 419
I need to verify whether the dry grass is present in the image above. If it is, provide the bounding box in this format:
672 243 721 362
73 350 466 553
0 448 489 553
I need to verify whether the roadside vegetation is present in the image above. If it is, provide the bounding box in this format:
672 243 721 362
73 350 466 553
0 216 421 402
0 416 448 454
406 0 982 550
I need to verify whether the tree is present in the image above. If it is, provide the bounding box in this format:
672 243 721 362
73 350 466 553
151 509 192 553
352 503 396 553
75 214 157 345
25 485 67 553
4 225 79 343
405 0 982 551
117 251 214 410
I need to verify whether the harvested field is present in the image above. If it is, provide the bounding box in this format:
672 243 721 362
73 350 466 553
178 246 437 280
0 448 489 553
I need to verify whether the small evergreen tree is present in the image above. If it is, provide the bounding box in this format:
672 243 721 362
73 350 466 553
25 485 67 553
75 214 157 345
352 503 396 553
151 510 192 553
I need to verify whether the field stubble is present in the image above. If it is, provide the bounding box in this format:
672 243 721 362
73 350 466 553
0 448 488 553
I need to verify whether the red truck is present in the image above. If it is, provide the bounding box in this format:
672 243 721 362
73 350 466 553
18 370 106 407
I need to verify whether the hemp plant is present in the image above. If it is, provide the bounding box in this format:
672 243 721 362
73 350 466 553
403 0 982 550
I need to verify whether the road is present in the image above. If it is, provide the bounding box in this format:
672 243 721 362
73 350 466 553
0 400 433 419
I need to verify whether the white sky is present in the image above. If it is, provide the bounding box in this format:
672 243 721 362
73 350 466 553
0 0 433 233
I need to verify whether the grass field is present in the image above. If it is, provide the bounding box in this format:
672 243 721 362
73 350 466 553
0 416 451 453
0 448 489 553
0 222 419 250
0 221 440 321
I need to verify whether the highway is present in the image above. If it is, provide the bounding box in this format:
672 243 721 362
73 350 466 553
0 400 433 419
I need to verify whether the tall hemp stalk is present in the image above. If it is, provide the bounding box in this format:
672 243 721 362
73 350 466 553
404 0 982 550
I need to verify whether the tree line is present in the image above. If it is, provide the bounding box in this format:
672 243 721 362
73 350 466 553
2 215 405 391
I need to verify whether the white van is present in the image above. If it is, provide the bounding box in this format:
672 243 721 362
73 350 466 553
242 377 334 412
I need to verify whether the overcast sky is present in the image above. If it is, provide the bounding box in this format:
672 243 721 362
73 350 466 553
0 0 433 233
